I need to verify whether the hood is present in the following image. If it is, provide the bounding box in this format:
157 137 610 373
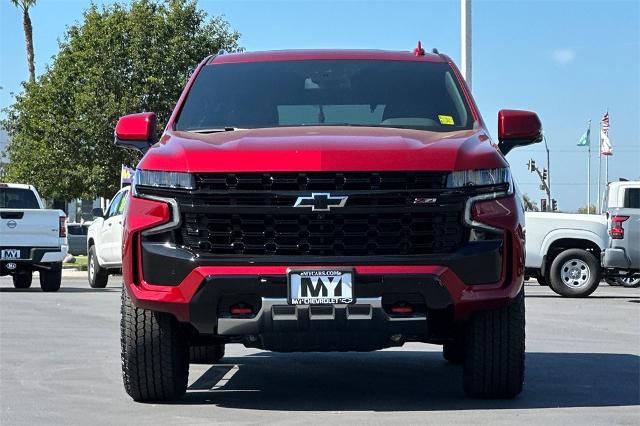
138 126 507 172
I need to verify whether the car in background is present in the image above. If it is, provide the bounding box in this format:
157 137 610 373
0 183 68 291
602 180 640 287
67 223 90 256
86 186 129 288
524 212 608 297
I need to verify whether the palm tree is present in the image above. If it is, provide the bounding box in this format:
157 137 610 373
10 0 37 83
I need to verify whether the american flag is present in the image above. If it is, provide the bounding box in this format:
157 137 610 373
600 111 612 155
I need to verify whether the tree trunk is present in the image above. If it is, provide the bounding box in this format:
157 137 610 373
23 8 35 83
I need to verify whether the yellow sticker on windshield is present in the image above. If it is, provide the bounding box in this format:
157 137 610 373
438 115 455 125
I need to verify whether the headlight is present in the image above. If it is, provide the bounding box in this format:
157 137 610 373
446 167 513 195
133 170 194 191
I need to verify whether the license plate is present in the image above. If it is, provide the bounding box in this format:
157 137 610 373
1 249 22 260
288 269 354 305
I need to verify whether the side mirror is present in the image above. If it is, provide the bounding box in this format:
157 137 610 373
91 208 104 218
114 112 157 152
497 109 543 156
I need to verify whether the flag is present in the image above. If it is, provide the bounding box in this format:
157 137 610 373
577 126 590 146
121 165 135 186
600 111 612 156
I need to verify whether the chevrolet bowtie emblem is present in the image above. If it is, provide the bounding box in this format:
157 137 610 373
293 193 348 212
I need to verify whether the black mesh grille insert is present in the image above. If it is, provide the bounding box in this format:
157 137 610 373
137 171 473 258
180 210 464 256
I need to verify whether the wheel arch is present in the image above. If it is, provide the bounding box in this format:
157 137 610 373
542 235 604 277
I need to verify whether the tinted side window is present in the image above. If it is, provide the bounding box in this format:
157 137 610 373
116 191 129 215
106 193 124 218
623 188 640 208
68 225 83 235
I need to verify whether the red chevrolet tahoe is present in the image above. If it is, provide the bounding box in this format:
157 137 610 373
115 48 542 402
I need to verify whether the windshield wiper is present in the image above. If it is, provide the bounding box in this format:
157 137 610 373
187 127 245 133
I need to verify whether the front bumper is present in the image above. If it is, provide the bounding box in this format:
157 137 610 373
127 240 522 340
188 273 452 351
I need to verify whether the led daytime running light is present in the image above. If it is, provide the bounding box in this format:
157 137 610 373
133 170 194 190
447 168 512 193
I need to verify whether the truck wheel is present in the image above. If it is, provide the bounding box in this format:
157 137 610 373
121 287 189 402
190 343 225 364
463 289 525 398
13 272 33 289
549 249 601 297
88 246 109 288
617 277 640 288
442 339 465 364
39 264 62 292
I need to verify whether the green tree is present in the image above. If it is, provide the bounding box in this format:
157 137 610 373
577 204 597 214
10 0 37 83
2 0 240 199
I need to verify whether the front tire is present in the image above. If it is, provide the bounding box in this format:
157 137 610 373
549 249 601 297
39 265 62 292
88 246 109 288
463 289 525 399
121 287 189 402
13 272 33 289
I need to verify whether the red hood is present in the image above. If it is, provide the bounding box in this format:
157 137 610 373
138 126 507 172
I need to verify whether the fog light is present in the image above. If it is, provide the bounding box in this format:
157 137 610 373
390 303 414 314
230 303 253 315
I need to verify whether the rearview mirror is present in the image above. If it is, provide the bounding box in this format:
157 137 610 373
114 112 157 153
91 208 104 218
497 109 543 156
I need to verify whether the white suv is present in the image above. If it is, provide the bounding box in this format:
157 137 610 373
87 186 129 288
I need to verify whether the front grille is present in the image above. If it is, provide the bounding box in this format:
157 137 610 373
181 211 464 256
140 171 472 257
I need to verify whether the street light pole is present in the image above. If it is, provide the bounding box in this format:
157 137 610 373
544 134 551 205
461 0 472 90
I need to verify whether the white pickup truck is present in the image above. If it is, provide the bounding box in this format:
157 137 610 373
0 183 68 291
525 212 608 297
86 186 129 288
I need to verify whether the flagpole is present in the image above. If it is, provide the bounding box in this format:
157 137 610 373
587 120 591 213
605 107 609 188
597 126 601 214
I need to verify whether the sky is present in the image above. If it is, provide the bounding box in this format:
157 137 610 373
1 0 639 211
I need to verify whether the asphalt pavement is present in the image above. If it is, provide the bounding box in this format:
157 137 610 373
1 274 638 425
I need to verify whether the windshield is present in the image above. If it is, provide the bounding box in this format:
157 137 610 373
175 60 474 132
0 188 40 209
